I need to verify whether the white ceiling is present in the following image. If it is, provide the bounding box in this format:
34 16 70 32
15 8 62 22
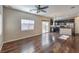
5 5 79 19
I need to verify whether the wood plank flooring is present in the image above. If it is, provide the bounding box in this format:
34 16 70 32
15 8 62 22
1 33 79 53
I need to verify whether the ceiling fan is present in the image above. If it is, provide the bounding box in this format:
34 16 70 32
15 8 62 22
30 5 49 13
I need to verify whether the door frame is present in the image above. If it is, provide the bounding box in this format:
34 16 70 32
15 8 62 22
42 20 50 34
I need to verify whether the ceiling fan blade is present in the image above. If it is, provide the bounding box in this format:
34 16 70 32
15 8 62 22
35 5 38 8
37 10 40 13
40 6 48 9
30 9 37 11
40 9 46 12
35 5 40 8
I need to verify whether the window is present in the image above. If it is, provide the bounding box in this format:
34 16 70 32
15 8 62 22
21 19 34 31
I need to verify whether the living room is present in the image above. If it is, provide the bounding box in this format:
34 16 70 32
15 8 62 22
0 5 79 53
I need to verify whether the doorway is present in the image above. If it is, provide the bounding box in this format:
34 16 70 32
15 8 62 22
42 21 49 33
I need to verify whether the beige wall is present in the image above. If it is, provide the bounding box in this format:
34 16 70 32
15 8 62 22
75 17 79 34
0 5 3 51
3 7 50 43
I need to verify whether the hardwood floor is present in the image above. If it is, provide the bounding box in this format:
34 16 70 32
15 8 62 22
1 32 79 53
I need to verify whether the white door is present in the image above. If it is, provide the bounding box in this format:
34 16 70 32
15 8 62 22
42 21 49 33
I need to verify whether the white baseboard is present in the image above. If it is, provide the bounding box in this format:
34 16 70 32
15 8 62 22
3 33 41 43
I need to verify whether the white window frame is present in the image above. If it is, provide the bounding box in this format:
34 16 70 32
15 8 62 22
21 19 35 31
